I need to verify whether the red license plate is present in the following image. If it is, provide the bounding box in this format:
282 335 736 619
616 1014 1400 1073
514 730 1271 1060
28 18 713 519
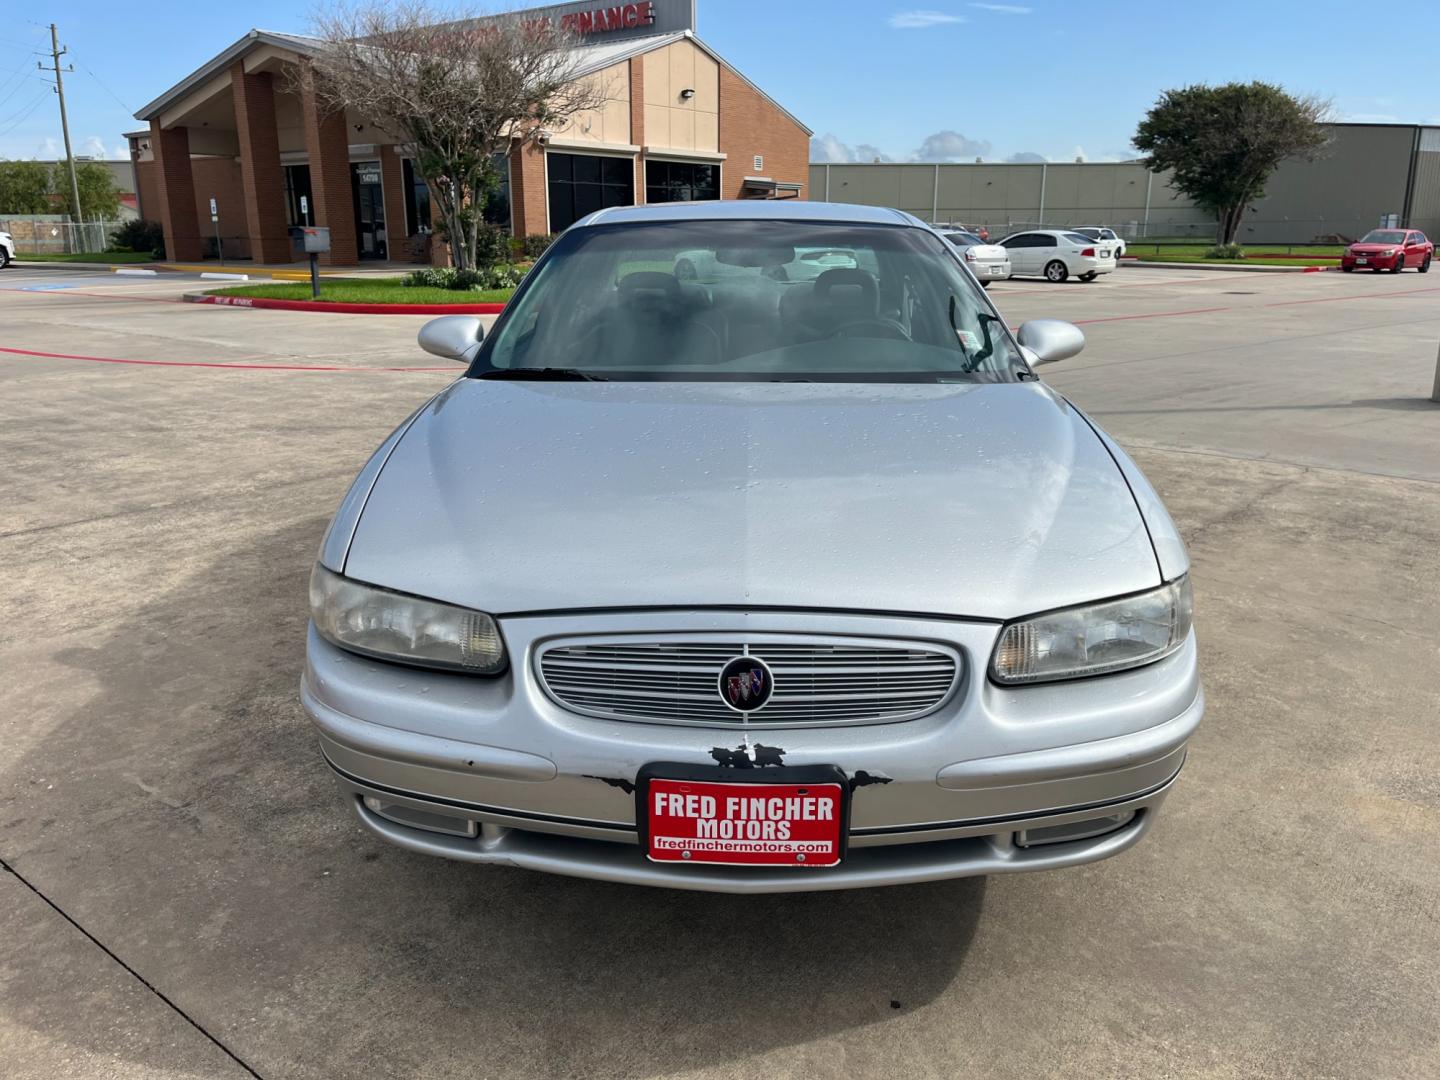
645 777 845 867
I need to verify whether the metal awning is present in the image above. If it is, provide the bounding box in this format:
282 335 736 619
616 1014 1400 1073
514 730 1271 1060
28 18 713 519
741 176 802 199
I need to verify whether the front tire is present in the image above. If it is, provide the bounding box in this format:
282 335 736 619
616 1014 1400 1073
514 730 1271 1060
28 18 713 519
1341 265 1353 272
1044 260 1069 283
674 258 697 281
1391 253 1405 273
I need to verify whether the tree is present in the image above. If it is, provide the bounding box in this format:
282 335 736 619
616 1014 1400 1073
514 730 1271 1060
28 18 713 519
306 2 609 269
1134 82 1330 246
72 161 122 220
0 160 53 215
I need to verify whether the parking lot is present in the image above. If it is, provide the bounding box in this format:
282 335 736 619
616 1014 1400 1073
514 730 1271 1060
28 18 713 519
2 264 1438 1078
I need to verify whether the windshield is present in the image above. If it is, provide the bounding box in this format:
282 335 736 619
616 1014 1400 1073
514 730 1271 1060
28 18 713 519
1075 228 1100 239
475 221 1023 383
1359 230 1406 244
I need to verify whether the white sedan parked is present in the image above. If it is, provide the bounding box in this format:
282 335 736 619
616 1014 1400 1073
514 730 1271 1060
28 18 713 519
1074 227 1127 258
1000 230 1117 283
942 231 1011 286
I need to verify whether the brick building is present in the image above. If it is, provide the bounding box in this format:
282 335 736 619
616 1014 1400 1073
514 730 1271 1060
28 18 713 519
127 0 810 266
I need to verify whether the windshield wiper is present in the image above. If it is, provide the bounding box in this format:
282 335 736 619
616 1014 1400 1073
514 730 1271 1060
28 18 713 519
478 367 609 382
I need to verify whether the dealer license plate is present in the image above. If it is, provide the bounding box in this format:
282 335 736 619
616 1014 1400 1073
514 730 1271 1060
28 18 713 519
643 774 845 867
1357 257 1368 265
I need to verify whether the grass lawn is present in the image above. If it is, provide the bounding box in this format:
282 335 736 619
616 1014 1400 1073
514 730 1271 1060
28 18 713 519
18 251 159 263
206 279 515 305
1130 252 1338 266
1126 242 1345 265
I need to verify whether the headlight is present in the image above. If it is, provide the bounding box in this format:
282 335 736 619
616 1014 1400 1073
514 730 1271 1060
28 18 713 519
991 576 1193 684
1381 249 1395 256
309 564 506 674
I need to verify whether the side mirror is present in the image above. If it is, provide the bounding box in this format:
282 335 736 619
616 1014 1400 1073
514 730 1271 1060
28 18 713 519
418 315 485 364
1016 319 1085 365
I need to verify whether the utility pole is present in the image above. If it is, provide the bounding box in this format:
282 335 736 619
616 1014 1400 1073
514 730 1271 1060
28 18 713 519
41 24 84 233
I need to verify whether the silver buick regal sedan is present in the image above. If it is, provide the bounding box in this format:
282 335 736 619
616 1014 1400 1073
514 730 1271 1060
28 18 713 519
301 201 1202 893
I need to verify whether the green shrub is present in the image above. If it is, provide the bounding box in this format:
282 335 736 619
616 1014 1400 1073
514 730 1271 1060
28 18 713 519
1205 242 1245 259
473 223 511 268
521 233 556 259
402 266 455 288
401 264 524 291
109 219 165 258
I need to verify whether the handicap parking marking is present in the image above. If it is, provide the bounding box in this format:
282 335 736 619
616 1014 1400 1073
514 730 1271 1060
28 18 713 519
16 283 77 291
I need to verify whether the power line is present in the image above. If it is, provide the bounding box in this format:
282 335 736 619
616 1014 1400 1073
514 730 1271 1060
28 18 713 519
0 87 48 137
75 57 133 114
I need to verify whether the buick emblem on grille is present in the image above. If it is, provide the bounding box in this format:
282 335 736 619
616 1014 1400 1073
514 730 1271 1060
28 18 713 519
718 656 773 712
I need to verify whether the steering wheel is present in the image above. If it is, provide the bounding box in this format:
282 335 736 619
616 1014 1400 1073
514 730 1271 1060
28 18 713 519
826 318 911 341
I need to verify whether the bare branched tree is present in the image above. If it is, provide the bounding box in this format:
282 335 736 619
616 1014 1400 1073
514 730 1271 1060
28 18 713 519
305 2 609 268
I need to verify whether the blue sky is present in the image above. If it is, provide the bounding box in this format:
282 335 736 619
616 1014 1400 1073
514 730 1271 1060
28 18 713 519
2 0 1438 163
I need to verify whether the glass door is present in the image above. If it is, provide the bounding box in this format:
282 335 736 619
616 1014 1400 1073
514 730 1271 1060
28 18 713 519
351 161 387 260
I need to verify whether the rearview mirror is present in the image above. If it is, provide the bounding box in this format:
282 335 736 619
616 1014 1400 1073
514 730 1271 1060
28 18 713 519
418 315 485 364
1016 319 1085 365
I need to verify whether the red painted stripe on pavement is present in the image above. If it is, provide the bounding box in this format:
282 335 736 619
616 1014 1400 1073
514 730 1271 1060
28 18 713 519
1263 285 1440 308
189 294 507 315
0 345 455 373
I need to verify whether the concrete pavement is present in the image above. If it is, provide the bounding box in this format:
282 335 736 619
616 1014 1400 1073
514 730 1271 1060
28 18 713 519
1 266 1437 1078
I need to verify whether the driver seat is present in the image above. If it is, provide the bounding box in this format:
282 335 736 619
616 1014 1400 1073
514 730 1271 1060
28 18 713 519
780 268 879 343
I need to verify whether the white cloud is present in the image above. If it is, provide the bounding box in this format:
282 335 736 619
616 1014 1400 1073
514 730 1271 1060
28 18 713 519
810 133 895 163
82 135 108 158
1006 151 1047 163
38 136 60 158
970 2 1032 12
915 130 992 161
888 9 966 28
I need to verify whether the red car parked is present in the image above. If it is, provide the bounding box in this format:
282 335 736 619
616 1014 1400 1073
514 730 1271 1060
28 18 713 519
1340 229 1432 273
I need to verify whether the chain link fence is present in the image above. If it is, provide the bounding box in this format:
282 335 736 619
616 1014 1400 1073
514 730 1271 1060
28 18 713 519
930 216 1394 245
1 217 126 255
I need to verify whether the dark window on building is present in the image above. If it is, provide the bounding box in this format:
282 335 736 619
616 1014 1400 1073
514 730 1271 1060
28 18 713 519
546 152 634 232
283 165 312 227
483 151 511 230
402 159 432 236
645 159 719 204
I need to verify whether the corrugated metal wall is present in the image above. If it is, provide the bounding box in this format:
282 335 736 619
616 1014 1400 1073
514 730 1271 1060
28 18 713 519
810 124 1439 243
1408 128 1440 239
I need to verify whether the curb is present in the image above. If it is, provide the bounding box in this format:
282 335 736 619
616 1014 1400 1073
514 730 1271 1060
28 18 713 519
1125 260 1335 273
184 292 506 315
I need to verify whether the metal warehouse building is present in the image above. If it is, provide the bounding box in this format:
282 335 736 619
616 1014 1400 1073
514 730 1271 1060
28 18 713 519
126 0 809 266
811 123 1440 243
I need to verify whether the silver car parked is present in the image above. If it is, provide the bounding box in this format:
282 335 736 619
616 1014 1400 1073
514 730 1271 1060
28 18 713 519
942 230 1011 285
303 201 1201 893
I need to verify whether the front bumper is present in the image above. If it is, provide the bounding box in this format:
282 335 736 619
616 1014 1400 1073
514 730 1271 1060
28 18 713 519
302 610 1203 891
1341 253 1402 269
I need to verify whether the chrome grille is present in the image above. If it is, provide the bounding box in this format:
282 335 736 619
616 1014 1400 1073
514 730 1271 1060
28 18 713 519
537 637 960 727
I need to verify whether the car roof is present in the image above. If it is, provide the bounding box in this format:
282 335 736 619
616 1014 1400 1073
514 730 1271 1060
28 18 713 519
572 200 927 229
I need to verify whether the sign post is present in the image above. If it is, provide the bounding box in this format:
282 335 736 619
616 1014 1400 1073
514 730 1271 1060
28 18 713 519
295 226 330 299
209 197 222 264
1431 338 1440 403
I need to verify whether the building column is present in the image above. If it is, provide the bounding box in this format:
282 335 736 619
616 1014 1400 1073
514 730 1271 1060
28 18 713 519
299 66 358 266
508 138 548 238
231 63 292 264
149 121 204 261
629 57 645 205
378 148 411 262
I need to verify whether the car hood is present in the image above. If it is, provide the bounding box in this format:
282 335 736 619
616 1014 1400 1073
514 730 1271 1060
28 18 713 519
344 379 1161 620
1349 243 1399 253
